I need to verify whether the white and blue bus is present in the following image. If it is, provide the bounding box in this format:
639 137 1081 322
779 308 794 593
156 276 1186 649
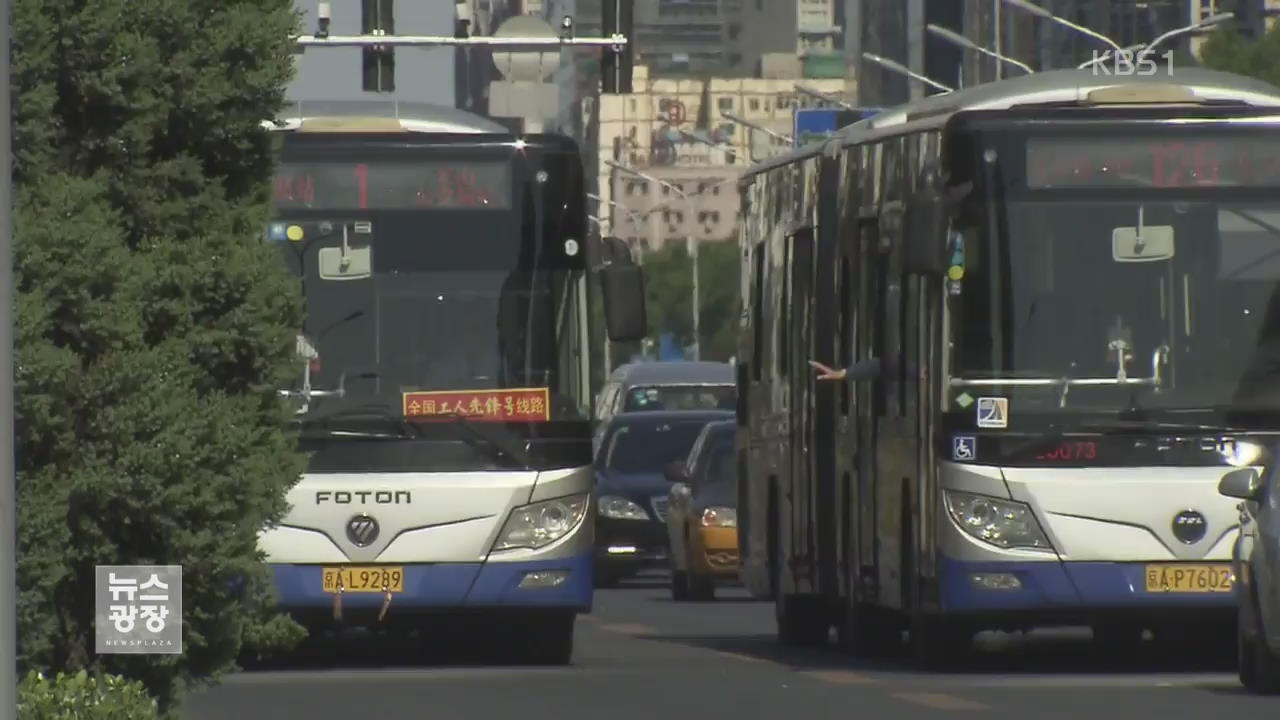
259 101 645 664
736 68 1280 665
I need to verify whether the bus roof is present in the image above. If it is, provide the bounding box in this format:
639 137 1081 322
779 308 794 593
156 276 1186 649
262 99 510 134
742 67 1280 180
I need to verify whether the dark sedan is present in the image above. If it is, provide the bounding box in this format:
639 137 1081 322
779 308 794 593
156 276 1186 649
593 409 734 587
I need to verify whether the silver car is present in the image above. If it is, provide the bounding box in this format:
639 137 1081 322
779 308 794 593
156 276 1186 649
1219 463 1280 694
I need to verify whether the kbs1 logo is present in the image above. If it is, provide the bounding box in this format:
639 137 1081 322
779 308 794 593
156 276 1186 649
1091 49 1174 77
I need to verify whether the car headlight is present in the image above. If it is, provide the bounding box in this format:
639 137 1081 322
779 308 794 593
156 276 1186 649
492 493 589 551
598 494 648 520
700 506 736 528
944 490 1052 551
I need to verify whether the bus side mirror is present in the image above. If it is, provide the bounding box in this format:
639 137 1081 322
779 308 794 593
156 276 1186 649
598 236 647 343
602 264 646 342
903 187 948 275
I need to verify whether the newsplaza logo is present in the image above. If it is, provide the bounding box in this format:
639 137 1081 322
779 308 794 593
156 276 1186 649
95 565 183 654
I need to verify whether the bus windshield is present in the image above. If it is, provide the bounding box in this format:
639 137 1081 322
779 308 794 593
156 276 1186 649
270 147 590 429
951 194 1280 414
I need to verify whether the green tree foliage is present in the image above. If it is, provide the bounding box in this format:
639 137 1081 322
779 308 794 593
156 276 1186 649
1199 21 1280 86
18 670 160 719
637 239 740 361
13 0 308 714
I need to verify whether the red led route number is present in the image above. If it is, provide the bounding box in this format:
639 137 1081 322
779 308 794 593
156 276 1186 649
1026 137 1280 189
273 162 499 209
1035 441 1098 461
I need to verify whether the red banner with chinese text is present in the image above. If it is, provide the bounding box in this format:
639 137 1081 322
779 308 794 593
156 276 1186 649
402 387 551 422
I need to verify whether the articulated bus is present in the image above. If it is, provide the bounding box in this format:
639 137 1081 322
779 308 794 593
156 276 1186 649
735 68 1280 665
259 101 645 664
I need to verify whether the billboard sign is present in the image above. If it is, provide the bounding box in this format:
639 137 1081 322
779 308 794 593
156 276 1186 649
793 107 883 148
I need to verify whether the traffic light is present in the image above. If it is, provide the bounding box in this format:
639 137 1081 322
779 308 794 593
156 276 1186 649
601 0 634 94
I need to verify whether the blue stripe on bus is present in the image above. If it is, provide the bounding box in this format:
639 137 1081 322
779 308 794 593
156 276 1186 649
269 551 592 611
937 555 1237 611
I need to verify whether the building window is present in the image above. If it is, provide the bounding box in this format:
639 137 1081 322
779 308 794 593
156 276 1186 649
749 98 760 111
718 97 734 112
362 0 395 92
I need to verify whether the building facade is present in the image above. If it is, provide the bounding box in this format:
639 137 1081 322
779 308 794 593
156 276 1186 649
593 65 846 251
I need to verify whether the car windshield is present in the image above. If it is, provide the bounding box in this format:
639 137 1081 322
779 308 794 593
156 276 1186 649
604 420 710 474
696 439 736 504
622 385 735 412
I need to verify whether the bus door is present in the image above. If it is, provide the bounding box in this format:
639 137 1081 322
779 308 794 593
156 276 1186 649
853 215 881 604
835 217 859 600
786 227 817 592
873 201 911 613
813 153 841 600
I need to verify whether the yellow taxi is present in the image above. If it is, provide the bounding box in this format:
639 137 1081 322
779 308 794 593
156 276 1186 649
664 419 738 600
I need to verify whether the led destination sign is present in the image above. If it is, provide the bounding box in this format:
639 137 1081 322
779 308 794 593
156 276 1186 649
273 160 512 210
1025 135 1280 189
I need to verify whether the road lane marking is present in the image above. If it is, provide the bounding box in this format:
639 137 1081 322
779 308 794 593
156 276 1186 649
800 669 880 684
892 692 990 710
712 650 766 664
597 623 655 635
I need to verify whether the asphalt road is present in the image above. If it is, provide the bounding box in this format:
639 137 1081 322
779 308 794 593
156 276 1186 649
184 573 1279 719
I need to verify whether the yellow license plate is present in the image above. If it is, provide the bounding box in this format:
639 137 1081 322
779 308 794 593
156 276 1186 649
321 567 404 593
1144 564 1233 593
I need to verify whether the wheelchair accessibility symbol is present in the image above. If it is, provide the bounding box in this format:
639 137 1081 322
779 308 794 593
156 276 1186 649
976 397 1008 428
952 435 976 461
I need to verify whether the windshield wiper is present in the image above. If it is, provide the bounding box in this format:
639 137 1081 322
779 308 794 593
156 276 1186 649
1074 417 1237 434
297 404 423 440
439 412 533 468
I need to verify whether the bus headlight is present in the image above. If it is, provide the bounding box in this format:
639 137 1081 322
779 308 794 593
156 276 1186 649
1223 440 1264 468
597 495 648 520
944 491 1052 551
492 494 589 551
700 507 737 528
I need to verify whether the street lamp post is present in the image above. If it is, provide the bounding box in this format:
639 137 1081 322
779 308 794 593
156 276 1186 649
926 23 1034 75
720 111 794 150
587 192 648 257
674 128 754 164
1136 12 1235 63
794 84 858 111
861 52 954 94
1076 13 1234 69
